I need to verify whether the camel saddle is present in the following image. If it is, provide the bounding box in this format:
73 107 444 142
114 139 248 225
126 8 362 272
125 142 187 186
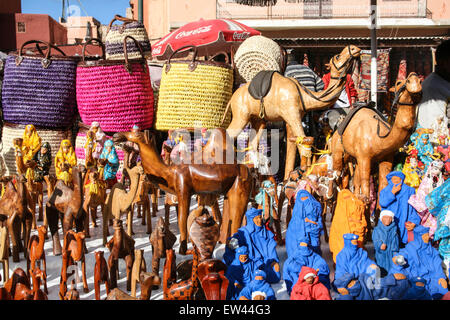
337 101 391 136
248 71 280 119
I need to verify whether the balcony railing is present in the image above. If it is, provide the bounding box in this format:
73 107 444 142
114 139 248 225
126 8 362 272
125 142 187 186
217 0 428 19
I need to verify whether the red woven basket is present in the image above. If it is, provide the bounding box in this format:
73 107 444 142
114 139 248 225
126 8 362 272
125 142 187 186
76 37 154 132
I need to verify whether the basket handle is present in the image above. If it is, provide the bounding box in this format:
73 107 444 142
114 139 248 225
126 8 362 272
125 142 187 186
34 43 67 57
107 14 136 33
123 35 146 74
166 45 198 73
207 51 230 65
81 38 106 62
17 40 57 68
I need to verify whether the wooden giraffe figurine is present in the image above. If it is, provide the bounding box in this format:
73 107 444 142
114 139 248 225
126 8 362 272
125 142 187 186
163 245 201 300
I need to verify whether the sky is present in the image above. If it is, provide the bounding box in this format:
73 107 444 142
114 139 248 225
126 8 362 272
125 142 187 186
21 0 131 25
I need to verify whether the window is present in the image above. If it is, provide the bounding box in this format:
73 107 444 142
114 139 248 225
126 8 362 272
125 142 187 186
17 22 26 33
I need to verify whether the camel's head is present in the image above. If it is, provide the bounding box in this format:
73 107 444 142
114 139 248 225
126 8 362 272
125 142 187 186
94 249 105 261
113 131 146 145
389 72 423 107
37 224 48 236
329 45 361 78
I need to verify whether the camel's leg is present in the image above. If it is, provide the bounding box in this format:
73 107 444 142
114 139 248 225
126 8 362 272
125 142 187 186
8 215 20 262
127 209 135 236
227 169 252 237
125 255 134 291
378 159 393 194
81 259 89 293
136 203 142 219
278 190 286 231
219 198 231 244
102 207 110 247
37 186 44 222
359 158 372 201
84 208 91 238
211 199 222 226
353 163 361 196
23 214 32 260
46 205 62 256
109 258 118 289
146 202 152 235
284 124 297 180
91 207 97 228
42 255 48 294
177 188 192 255
151 190 158 217
164 203 170 229
140 203 145 225
249 118 266 153
31 194 37 230
226 113 250 140
94 279 100 300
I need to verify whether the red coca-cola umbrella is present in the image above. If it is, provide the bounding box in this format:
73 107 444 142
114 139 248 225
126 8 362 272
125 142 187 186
151 18 261 60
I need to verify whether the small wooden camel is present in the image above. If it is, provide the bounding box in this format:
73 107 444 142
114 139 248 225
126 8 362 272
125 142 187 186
94 250 110 300
330 72 423 201
27 224 48 294
102 164 144 245
163 246 201 300
149 217 176 278
106 219 135 291
30 267 48 300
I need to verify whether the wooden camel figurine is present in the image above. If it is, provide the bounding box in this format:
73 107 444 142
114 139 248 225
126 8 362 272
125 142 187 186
130 249 146 297
59 229 89 298
82 169 106 238
330 72 423 201
0 175 32 262
106 218 135 291
131 171 154 235
163 246 201 300
4 268 33 300
198 259 228 300
30 267 48 300
27 224 48 294
94 249 110 300
222 45 361 180
113 130 252 255
102 164 144 245
46 164 87 256
0 224 9 283
149 217 176 278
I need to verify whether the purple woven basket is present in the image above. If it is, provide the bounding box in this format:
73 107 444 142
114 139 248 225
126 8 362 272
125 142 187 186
1 40 78 129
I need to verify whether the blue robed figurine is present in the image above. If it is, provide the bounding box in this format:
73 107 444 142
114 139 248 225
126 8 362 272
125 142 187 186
334 233 378 283
285 189 323 257
372 210 400 275
379 171 420 245
394 225 448 299
238 270 276 300
224 246 257 300
99 139 120 182
334 270 382 300
282 238 330 294
223 208 280 284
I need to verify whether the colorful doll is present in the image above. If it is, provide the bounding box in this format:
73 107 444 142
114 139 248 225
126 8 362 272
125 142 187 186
394 225 448 299
55 139 77 185
430 115 449 146
32 142 52 183
436 136 450 175
426 179 450 278
402 277 432 300
379 171 420 245
224 208 280 284
225 246 257 300
99 139 119 185
402 155 422 189
282 238 330 294
334 271 382 300
290 266 331 300
286 189 323 256
378 255 410 300
334 233 378 283
238 270 276 300
416 133 435 172
409 160 444 238
22 124 42 181
372 210 400 275
170 133 190 165
87 121 107 161
194 128 209 154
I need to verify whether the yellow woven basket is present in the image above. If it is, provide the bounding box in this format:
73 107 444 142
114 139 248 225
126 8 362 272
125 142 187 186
155 46 233 131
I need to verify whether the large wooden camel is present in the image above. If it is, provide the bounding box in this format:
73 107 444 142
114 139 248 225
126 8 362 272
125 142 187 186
46 164 87 256
112 130 252 255
0 175 32 262
330 72 423 201
102 164 144 245
222 45 361 180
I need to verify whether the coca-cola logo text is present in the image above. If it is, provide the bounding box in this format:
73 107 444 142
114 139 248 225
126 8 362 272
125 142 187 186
175 25 213 40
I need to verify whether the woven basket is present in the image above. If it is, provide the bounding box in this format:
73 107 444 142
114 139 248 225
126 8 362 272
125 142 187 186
1 122 72 176
234 35 282 83
74 125 125 181
105 15 151 60
155 46 233 131
1 40 78 129
76 37 154 132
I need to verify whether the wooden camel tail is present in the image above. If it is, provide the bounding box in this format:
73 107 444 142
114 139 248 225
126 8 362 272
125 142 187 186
220 99 232 126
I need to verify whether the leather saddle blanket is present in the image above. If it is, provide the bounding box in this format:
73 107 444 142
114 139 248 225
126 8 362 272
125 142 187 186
337 102 390 136
248 70 280 101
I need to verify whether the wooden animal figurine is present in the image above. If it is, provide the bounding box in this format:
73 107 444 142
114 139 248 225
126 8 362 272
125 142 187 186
149 217 176 278
131 173 153 235
27 225 48 294
106 287 138 300
0 224 9 283
330 73 423 201
163 246 201 300
130 249 147 297
30 267 48 300
4 268 33 300
13 138 44 230
94 250 110 300
59 230 89 298
102 164 144 245
139 271 161 300
113 130 252 255
46 164 87 256
106 219 135 291
198 259 228 300
0 175 32 262
82 169 106 238
222 45 361 180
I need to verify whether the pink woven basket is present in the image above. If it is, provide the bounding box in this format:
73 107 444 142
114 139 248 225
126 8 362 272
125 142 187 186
76 37 154 132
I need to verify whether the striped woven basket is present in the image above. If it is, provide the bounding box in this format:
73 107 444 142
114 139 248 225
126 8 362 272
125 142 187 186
74 125 125 181
1 40 78 129
76 37 154 132
234 35 282 83
105 15 151 60
1 122 72 176
155 46 234 131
